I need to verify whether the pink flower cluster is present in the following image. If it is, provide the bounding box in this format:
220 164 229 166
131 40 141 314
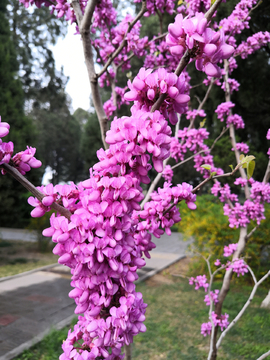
215 101 235 121
138 182 196 237
95 14 148 80
221 78 240 94
211 181 270 228
134 0 175 17
105 109 171 174
204 290 219 306
234 177 248 187
218 0 258 36
162 165 174 182
201 312 229 336
0 117 41 175
26 98 197 358
186 109 206 121
223 243 238 257
232 142 249 154
0 117 10 138
212 312 229 331
235 31 270 59
171 127 209 161
166 13 234 77
124 68 190 125
215 102 244 129
227 259 248 277
189 274 209 291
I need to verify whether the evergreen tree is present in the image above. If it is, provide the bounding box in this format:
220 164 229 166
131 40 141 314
0 0 38 228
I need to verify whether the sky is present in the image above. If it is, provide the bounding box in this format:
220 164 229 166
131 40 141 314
52 25 92 113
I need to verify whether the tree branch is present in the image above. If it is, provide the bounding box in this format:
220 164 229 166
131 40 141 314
71 0 83 25
1 164 72 220
97 0 147 79
205 0 223 22
256 349 270 360
72 0 109 149
216 268 270 349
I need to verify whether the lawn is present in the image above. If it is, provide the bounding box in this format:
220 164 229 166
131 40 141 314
0 239 58 277
13 259 270 360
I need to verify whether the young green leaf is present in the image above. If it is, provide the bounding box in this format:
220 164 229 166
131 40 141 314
201 164 211 170
247 160 255 179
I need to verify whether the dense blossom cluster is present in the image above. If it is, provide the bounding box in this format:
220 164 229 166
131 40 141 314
221 78 240 94
227 259 248 277
215 101 235 121
23 107 198 359
211 179 270 228
235 31 270 59
124 68 190 125
166 12 234 77
218 0 258 36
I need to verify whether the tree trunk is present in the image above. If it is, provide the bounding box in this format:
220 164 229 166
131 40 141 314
261 290 270 309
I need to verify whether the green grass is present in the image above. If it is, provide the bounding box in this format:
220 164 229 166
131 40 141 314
0 239 58 277
0 258 58 277
13 275 270 360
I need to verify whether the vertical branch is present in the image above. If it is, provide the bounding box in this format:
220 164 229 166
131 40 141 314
224 59 250 199
71 0 109 149
124 344 132 360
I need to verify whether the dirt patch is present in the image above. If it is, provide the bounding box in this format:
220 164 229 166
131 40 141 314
146 273 174 287
161 256 191 278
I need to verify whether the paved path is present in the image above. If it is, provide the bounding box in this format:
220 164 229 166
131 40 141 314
0 233 191 360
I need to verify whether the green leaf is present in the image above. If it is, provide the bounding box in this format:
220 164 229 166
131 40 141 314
211 172 217 177
229 165 234 171
247 160 255 179
200 118 206 128
201 164 211 170
245 155 256 163
239 154 245 162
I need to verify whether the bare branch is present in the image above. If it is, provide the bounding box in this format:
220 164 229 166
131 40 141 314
1 164 72 220
71 0 83 25
198 79 214 111
256 349 270 360
75 0 109 149
263 158 270 183
205 0 224 22
80 0 98 31
223 59 250 198
97 0 147 79
246 225 259 240
216 268 270 349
